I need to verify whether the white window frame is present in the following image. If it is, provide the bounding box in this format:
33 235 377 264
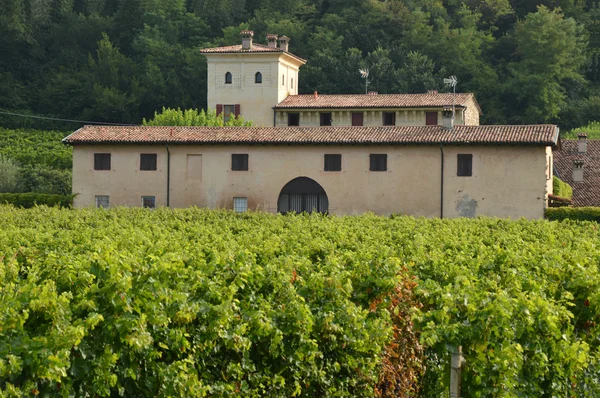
233 197 248 213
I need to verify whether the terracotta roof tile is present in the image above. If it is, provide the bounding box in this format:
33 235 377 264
200 43 306 63
63 125 558 147
275 93 481 114
553 140 600 206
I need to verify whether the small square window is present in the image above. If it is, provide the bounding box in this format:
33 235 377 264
94 153 111 170
142 196 156 208
233 197 248 212
382 112 396 126
457 154 472 176
324 154 342 171
370 154 387 171
232 154 249 171
95 195 109 208
288 113 300 126
140 154 157 171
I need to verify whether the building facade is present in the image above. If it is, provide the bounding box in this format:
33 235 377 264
64 125 558 219
201 31 481 127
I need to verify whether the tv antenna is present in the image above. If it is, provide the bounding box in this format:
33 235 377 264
443 75 457 119
359 68 370 94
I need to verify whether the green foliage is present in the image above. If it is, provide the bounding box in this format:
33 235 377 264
0 193 73 208
0 157 20 193
0 128 71 170
553 176 573 199
0 209 599 396
142 107 253 126
564 120 600 139
546 207 600 222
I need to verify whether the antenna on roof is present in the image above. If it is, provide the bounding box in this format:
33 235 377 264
359 69 370 94
443 75 457 120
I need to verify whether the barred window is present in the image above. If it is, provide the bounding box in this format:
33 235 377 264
140 154 157 171
142 196 156 209
370 154 387 171
324 154 342 171
457 154 473 177
95 195 109 208
233 197 248 212
231 154 249 171
94 153 111 170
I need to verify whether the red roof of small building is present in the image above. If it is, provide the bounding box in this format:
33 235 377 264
553 140 600 206
200 43 307 63
275 93 482 114
64 125 558 146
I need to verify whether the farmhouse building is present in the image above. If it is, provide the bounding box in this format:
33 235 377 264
553 134 600 206
64 124 558 219
200 31 481 127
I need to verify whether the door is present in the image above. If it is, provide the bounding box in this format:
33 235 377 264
426 111 438 125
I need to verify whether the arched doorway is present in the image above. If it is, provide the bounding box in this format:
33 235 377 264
277 177 329 214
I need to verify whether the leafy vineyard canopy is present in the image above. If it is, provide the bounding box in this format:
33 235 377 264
0 1 595 130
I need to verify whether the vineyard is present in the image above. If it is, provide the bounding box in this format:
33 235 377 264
1 207 599 397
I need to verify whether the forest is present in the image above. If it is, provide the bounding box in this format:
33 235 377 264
1 0 600 131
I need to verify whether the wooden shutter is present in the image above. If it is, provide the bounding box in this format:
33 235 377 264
216 104 223 116
352 112 364 126
426 112 438 125
234 104 240 117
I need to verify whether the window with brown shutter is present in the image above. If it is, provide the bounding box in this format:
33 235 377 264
94 153 111 170
234 104 240 117
426 111 438 125
457 154 472 176
216 104 223 115
370 154 387 171
231 154 249 171
351 112 364 126
140 154 157 171
382 112 396 126
324 154 342 171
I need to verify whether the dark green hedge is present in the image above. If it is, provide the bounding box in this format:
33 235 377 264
0 193 74 208
546 207 600 222
552 176 573 199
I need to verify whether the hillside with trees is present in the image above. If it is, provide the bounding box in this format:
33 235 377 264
1 1 600 131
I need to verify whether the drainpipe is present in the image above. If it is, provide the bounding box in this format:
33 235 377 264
166 144 171 207
273 108 276 127
440 144 444 219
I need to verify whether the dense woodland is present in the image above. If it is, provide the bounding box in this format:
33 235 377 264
2 0 600 131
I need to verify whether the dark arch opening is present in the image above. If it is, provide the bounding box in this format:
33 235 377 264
277 177 329 214
225 72 232 84
255 71 262 84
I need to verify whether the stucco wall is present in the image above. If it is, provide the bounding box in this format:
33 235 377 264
72 144 550 219
275 108 470 127
205 53 303 127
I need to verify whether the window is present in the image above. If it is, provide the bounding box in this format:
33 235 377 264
255 72 262 84
94 153 111 170
224 104 235 123
225 72 232 84
142 196 156 208
140 154 157 171
457 154 472 177
370 154 387 171
382 112 396 126
320 112 332 126
351 112 364 126
426 111 438 125
231 154 249 171
233 197 248 212
324 154 342 171
95 195 109 208
288 113 300 126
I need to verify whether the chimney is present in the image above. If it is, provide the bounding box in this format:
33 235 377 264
442 105 454 130
573 160 584 182
314 91 318 99
428 90 438 94
367 91 378 95
278 35 290 52
266 34 278 48
240 30 254 50
578 133 588 153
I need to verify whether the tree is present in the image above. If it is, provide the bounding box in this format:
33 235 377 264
506 6 587 123
142 107 253 126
